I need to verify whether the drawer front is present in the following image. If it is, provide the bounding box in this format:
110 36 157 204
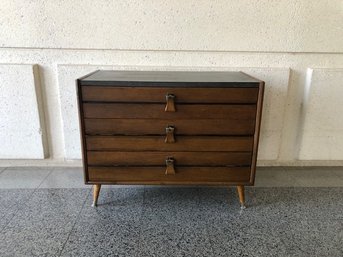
87 151 252 166
86 136 254 152
88 166 251 184
83 103 256 120
82 86 258 104
84 119 255 136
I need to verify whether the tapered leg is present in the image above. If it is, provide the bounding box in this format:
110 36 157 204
92 184 101 207
237 185 246 209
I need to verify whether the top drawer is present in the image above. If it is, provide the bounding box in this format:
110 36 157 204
81 86 258 104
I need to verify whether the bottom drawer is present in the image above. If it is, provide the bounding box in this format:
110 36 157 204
87 166 251 184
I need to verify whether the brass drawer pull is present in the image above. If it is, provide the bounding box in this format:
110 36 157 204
165 157 175 175
165 126 175 143
165 93 176 112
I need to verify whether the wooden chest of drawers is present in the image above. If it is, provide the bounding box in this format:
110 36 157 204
77 70 264 208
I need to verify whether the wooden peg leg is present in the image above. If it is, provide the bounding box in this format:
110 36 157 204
92 184 101 207
237 185 246 209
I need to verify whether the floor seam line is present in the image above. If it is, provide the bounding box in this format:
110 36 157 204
136 186 146 257
0 167 8 175
201 187 217 257
57 188 92 257
1 172 50 231
1 189 37 232
135 186 146 257
36 168 54 189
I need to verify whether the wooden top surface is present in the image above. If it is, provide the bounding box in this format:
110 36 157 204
79 70 262 86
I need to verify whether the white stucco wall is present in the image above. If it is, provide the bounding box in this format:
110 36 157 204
0 1 342 166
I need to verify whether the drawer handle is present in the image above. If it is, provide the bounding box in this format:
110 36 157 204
165 126 175 143
165 157 175 175
165 93 176 112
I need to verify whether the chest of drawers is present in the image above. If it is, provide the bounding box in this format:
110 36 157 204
77 70 264 208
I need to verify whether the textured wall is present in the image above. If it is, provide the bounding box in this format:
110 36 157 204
0 1 342 166
1 1 342 52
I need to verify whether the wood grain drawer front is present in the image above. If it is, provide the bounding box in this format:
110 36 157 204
83 103 256 120
84 119 255 136
82 86 258 104
87 151 252 166
88 166 251 184
86 136 253 152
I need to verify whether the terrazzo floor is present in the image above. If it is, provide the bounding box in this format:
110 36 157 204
0 166 342 257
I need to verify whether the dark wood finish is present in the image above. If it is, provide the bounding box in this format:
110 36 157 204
77 70 264 208
84 119 255 136
88 166 251 184
76 78 93 183
86 136 254 152
83 103 256 120
87 151 252 166
249 81 265 184
82 86 259 103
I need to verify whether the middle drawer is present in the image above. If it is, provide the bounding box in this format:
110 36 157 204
87 151 252 166
84 119 255 135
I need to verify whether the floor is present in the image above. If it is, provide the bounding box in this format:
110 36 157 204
0 166 342 257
